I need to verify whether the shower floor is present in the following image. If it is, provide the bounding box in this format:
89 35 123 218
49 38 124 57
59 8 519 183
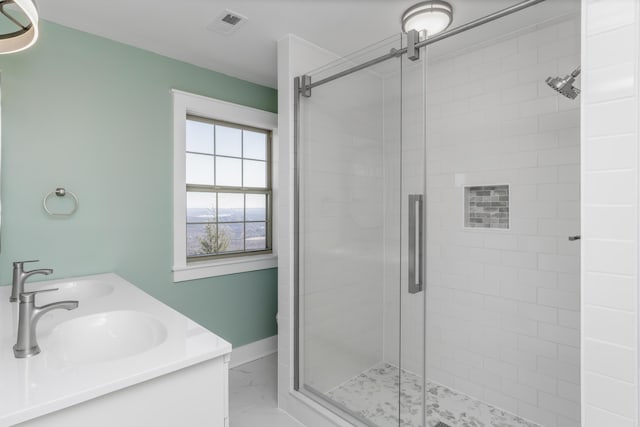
326 363 540 427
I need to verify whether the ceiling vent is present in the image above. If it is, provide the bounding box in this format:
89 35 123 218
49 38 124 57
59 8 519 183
207 9 248 35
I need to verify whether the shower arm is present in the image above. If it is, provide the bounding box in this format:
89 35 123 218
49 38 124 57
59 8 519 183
570 66 581 78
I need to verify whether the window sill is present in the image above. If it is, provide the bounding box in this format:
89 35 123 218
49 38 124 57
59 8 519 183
173 254 278 282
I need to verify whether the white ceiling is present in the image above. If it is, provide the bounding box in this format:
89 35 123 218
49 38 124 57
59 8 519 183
37 0 580 89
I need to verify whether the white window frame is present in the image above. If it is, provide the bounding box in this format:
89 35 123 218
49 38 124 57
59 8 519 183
172 89 278 282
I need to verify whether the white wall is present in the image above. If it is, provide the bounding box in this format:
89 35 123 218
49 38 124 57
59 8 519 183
423 15 581 427
581 0 640 426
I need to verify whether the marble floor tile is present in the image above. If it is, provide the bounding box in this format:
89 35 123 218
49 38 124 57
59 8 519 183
231 407 307 427
229 353 304 427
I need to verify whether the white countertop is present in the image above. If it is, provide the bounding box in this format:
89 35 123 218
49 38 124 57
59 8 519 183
0 273 232 426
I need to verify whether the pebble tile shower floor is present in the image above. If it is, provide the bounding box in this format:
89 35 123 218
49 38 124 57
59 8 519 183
327 363 540 427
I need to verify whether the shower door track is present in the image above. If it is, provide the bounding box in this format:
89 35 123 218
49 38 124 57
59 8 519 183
297 0 546 94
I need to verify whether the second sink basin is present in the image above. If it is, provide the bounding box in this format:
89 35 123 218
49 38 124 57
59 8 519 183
48 310 168 364
37 279 114 305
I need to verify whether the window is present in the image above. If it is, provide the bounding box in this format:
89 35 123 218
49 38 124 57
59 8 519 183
173 90 277 282
186 116 272 259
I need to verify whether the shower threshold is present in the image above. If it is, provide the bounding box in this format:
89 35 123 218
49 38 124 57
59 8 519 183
326 363 541 427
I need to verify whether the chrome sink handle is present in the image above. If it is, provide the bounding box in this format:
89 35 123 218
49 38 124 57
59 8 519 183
13 288 79 358
9 260 54 302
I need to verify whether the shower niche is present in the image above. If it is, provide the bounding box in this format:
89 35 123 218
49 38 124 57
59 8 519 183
464 185 510 230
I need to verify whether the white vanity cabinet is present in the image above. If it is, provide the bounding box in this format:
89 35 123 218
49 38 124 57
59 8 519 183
0 274 232 427
15 355 230 427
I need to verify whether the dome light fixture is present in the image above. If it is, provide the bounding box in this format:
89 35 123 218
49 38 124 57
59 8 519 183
0 0 39 54
401 1 453 36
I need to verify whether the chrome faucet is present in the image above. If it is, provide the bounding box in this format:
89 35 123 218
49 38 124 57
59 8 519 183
13 288 79 358
9 260 54 302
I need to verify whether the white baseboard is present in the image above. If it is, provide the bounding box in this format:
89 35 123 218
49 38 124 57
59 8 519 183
230 335 277 368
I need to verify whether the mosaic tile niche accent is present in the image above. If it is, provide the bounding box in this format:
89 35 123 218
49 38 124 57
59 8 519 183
464 185 509 229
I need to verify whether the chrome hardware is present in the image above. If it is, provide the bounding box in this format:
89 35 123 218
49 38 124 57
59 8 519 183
300 75 312 98
408 194 424 294
43 187 79 217
293 0 547 94
13 288 79 358
568 235 581 241
546 66 581 99
407 29 420 61
9 260 53 302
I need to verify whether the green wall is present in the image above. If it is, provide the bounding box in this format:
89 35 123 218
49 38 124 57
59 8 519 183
0 21 278 347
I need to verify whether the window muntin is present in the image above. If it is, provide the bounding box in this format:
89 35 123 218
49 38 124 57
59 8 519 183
185 115 272 261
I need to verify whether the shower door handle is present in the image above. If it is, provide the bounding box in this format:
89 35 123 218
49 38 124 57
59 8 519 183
408 194 423 294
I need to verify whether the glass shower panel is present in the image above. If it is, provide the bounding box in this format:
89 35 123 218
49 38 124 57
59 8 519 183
297 33 425 427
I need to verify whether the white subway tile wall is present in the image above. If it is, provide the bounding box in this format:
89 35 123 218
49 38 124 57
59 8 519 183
582 0 639 426
424 15 581 427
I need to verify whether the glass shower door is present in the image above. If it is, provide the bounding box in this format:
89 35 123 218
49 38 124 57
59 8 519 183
399 44 427 427
296 33 426 427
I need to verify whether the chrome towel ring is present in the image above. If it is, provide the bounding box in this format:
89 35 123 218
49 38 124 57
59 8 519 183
43 187 79 217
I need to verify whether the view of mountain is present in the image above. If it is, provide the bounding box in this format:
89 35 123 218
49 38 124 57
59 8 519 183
186 208 268 256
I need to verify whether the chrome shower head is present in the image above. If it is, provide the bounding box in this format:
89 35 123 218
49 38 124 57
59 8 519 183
546 66 581 99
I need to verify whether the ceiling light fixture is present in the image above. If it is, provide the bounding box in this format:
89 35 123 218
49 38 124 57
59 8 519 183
401 1 453 36
0 0 39 54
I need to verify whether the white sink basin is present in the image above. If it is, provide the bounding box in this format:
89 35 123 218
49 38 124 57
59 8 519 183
37 279 114 305
48 310 167 364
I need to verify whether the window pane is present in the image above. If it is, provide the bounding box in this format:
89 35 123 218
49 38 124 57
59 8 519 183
184 115 271 260
186 119 214 154
216 125 241 157
186 223 219 257
187 192 216 223
243 160 266 188
246 222 267 250
246 194 267 221
218 193 244 222
186 153 214 185
216 157 242 187
243 130 267 160
218 223 244 253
